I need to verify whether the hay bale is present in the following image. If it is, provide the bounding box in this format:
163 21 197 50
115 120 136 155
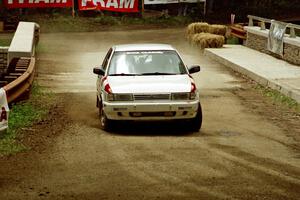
186 22 209 36
191 33 206 46
191 33 225 49
208 24 227 36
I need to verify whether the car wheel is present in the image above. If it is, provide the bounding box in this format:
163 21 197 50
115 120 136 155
99 102 113 131
189 103 202 132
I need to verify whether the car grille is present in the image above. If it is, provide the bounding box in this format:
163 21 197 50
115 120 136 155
133 94 171 101
130 112 176 117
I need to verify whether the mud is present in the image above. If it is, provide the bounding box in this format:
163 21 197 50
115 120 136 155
0 28 299 200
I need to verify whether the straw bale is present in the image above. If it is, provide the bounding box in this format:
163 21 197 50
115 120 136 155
186 22 209 36
191 33 225 49
208 24 227 36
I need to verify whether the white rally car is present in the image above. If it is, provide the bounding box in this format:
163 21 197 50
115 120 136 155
93 44 202 131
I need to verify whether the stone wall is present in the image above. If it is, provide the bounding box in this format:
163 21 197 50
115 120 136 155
246 32 268 53
245 27 300 66
284 43 300 65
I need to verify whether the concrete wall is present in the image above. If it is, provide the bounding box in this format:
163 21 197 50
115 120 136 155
245 26 300 66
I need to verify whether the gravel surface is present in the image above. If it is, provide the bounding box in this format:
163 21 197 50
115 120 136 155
0 28 299 200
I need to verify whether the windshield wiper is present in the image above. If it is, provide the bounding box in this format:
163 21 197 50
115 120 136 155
140 72 177 75
109 73 139 76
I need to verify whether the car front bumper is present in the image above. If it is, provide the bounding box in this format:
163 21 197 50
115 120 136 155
103 100 199 120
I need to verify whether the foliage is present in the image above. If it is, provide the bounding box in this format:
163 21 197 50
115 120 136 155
144 16 193 26
19 14 193 32
93 16 121 25
209 0 300 22
226 37 240 45
0 38 11 46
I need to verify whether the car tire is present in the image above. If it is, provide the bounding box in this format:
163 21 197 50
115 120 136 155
99 102 113 131
189 103 202 132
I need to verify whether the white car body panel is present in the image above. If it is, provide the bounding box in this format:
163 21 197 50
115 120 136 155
103 101 199 120
107 75 191 94
114 44 174 52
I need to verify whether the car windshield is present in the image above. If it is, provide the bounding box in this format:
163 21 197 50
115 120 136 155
108 50 187 75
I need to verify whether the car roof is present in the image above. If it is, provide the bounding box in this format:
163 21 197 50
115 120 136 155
113 44 175 52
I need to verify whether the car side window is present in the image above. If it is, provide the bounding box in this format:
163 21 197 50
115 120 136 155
102 48 112 71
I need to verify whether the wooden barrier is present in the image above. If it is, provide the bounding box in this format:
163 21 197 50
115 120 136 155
230 24 247 40
0 21 39 104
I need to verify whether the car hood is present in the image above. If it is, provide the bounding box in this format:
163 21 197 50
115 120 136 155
107 75 192 93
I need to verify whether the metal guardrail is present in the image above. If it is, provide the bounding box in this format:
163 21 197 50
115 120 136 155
3 57 35 104
247 15 300 38
0 21 39 104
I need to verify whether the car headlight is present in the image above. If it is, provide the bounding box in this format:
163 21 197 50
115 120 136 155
172 92 196 100
105 93 133 101
190 91 197 100
105 93 114 101
113 94 133 101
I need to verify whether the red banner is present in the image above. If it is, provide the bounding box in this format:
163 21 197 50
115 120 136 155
79 0 139 13
4 0 72 8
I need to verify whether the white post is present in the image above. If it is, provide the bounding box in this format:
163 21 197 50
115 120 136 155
289 27 296 38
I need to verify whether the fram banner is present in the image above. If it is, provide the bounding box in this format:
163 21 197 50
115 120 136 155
0 88 9 131
79 0 139 13
3 0 72 8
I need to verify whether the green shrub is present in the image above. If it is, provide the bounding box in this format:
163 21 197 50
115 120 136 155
93 16 120 25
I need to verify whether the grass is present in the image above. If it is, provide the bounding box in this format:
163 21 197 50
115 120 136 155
255 84 299 112
143 16 193 26
0 83 55 155
226 36 240 44
0 38 11 46
0 33 13 46
20 14 193 32
35 43 48 53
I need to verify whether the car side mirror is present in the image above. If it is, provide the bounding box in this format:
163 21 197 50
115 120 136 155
188 65 201 74
93 67 105 75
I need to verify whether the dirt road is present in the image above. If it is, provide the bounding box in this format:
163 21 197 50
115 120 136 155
0 29 299 199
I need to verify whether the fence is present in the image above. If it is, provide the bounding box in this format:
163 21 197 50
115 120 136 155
245 15 300 65
247 15 300 38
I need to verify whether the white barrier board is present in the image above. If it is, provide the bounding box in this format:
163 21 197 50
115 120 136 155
8 21 37 64
267 20 287 56
0 88 9 131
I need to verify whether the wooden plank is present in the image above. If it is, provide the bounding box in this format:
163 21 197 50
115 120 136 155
4 75 18 82
8 72 23 76
0 81 8 87
15 69 27 72
230 26 246 34
231 32 247 40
